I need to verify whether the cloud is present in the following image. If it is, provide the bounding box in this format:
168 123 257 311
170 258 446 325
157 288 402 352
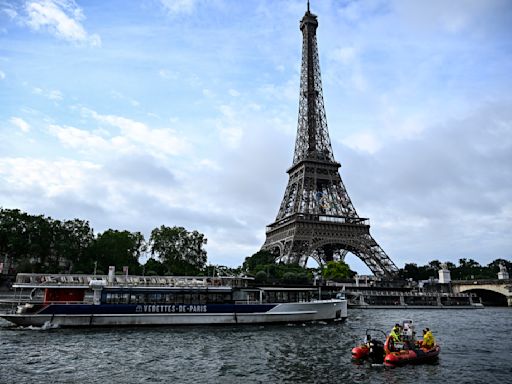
0 157 101 198
48 124 111 152
22 0 101 46
337 102 512 268
215 104 244 149
0 70 5 80
202 88 214 98
332 46 358 65
88 110 190 157
48 109 191 159
32 86 63 101
341 131 381 154
158 69 178 79
110 90 140 108
10 117 30 132
159 0 198 15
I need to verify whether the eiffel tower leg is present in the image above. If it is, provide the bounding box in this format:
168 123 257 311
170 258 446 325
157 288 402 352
339 249 348 262
354 235 399 278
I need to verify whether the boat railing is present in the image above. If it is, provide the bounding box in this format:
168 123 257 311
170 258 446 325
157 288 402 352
13 273 253 289
347 290 474 298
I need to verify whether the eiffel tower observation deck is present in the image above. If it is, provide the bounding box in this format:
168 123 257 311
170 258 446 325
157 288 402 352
262 2 399 278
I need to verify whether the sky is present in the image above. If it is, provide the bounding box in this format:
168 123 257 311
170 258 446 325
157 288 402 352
0 0 511 274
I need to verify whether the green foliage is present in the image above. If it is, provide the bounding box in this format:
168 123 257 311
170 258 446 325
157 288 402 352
399 258 512 281
254 270 267 283
0 208 94 273
322 260 353 281
144 257 166 276
243 250 276 273
87 229 145 274
243 250 313 285
149 225 207 275
1 208 209 276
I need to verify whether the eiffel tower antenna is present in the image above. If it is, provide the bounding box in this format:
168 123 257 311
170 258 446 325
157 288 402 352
262 2 398 278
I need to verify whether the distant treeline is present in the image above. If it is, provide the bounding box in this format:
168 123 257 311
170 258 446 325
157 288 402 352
1 208 510 282
399 259 512 281
0 208 207 276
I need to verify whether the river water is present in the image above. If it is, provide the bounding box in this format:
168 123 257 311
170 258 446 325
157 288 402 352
1 308 511 383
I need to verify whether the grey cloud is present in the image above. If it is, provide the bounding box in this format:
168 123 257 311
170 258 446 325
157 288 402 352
105 155 178 187
333 101 512 270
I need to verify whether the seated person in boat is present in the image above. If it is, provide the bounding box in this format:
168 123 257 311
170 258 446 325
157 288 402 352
422 328 435 349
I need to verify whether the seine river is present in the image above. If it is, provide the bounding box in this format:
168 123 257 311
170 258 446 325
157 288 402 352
1 308 511 383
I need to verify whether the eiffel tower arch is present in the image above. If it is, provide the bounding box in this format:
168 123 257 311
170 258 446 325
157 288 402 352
262 2 398 278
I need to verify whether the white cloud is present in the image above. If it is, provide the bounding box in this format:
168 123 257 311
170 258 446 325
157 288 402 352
32 86 63 100
24 0 101 46
258 79 298 102
0 157 101 198
10 117 31 133
110 90 140 108
48 89 63 100
158 69 178 79
160 0 198 15
228 89 240 97
341 131 381 154
48 124 111 152
215 104 244 149
2 6 17 19
332 46 358 65
0 70 5 80
82 108 190 157
202 88 214 97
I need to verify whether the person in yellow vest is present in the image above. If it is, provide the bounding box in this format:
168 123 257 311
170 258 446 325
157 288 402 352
422 328 435 349
390 323 401 342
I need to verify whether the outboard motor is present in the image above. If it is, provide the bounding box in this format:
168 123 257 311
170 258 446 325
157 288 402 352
368 339 385 363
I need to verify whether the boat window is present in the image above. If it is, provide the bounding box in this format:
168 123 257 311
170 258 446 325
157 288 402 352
207 292 231 304
104 292 130 304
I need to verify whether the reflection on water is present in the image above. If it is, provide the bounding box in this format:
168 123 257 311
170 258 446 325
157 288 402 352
1 308 511 383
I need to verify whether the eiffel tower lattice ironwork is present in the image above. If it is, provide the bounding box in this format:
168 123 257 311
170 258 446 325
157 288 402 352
262 3 398 278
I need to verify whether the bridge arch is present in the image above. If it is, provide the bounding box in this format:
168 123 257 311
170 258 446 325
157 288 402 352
454 283 511 306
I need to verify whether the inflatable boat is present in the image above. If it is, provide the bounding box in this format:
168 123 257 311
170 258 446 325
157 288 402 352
352 321 440 367
383 336 440 367
351 329 387 363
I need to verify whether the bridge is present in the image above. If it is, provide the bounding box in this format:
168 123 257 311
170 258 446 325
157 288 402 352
451 279 512 306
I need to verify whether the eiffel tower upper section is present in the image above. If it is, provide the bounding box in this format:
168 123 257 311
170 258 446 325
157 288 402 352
275 3 358 222
262 2 398 278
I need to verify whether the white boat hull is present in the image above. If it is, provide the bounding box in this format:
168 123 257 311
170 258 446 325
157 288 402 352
1 300 346 327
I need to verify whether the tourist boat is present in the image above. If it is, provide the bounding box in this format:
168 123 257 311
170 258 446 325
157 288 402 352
0 273 347 327
383 336 440 367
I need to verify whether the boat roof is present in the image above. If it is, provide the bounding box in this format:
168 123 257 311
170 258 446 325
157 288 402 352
12 273 252 290
256 287 319 291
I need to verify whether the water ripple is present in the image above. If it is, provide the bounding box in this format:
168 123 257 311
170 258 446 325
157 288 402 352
1 308 511 383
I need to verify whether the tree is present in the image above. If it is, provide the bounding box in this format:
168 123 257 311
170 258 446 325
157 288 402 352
243 250 275 275
453 258 484 280
54 219 94 273
88 229 145 274
149 225 207 275
144 257 166 276
487 259 512 276
322 260 352 281
0 209 95 273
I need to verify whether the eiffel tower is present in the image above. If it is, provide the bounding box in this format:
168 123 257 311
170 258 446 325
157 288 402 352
262 2 398 278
